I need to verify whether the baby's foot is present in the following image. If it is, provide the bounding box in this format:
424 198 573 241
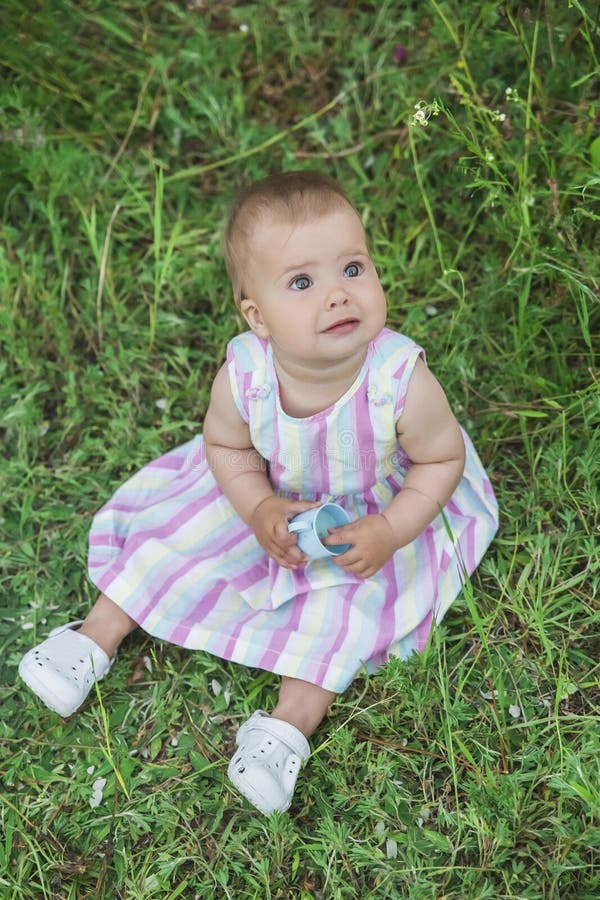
19 621 113 717
228 710 310 815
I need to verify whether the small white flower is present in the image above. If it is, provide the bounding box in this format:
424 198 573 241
509 704 522 719
86 765 95 775
239 23 249 33
411 101 431 127
416 807 431 828
386 838 398 859
486 153 495 162
425 304 438 317
170 735 179 747
410 99 441 128
505 87 513 96
21 622 34 630
155 398 167 410
89 777 107 809
413 109 429 126
499 113 507 122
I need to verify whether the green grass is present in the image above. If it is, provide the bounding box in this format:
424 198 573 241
1 1 598 897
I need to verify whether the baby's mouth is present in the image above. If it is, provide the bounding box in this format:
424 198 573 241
321 317 360 335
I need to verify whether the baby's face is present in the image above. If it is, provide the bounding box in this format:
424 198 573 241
240 206 387 369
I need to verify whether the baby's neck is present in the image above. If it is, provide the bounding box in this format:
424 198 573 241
272 349 367 418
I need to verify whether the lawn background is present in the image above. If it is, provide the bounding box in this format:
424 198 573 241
0 1 598 897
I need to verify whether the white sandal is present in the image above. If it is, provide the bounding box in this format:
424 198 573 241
19 621 113 717
227 710 310 815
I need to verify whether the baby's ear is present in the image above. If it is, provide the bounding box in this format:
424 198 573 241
240 298 269 338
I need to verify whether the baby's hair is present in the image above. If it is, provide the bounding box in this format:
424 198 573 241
223 170 358 307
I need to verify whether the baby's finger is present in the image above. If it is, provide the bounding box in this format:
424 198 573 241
274 519 299 546
270 546 304 569
330 544 361 566
335 556 372 578
273 535 307 567
281 538 306 560
322 524 355 548
286 499 322 517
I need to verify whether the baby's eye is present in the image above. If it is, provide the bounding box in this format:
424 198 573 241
290 275 312 291
344 262 363 278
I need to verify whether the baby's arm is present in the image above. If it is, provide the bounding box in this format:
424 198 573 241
386 357 466 534
326 358 465 578
203 364 317 568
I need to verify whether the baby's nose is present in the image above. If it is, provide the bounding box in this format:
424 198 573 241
325 284 349 307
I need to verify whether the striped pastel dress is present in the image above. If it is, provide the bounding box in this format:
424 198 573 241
88 328 498 692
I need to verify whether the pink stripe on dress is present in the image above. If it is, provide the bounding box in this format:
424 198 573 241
145 453 188 471
167 579 229 645
315 582 361 677
215 605 264 660
133 525 249 622
88 532 126 550
257 592 309 672
423 525 439 598
98 461 210 516
462 515 477 573
365 561 399 663
230 559 268 593
97 482 224 586
312 417 330 496
413 609 433 650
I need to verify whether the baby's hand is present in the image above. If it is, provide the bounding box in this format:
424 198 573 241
249 496 320 569
324 514 398 579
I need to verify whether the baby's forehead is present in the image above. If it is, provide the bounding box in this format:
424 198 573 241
248 203 364 247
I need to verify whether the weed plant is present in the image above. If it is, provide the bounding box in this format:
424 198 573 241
0 1 598 897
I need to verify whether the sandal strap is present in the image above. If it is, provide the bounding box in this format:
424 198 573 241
53 628 112 673
48 620 84 638
46 621 114 668
238 711 310 761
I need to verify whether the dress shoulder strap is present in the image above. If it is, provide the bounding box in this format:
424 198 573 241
226 331 270 423
368 328 426 420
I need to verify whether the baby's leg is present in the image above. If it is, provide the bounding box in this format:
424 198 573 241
19 593 138 717
78 592 138 657
228 677 336 815
271 676 336 737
